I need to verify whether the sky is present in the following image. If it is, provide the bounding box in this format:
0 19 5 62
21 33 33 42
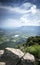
0 0 40 28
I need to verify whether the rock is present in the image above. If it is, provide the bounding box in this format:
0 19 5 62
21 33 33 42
0 62 6 65
5 47 24 58
23 53 35 62
0 50 4 58
22 53 35 65
0 48 35 65
3 47 24 65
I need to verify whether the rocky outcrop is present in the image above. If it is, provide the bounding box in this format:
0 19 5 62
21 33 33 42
5 47 24 58
0 62 6 65
0 47 35 65
22 53 35 65
0 50 4 58
23 53 35 62
3 47 24 65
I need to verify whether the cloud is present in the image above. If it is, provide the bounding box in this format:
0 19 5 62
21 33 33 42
0 2 40 27
1 19 22 28
20 13 40 26
31 5 37 14
1 14 40 28
20 2 32 9
0 5 30 14
0 3 37 14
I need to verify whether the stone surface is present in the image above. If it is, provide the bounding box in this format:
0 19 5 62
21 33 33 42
2 47 24 65
0 62 6 65
5 47 24 58
22 53 35 65
0 50 4 58
23 53 35 62
0 48 35 65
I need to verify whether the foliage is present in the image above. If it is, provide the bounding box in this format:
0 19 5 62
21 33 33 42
24 45 40 58
25 36 40 46
17 36 40 59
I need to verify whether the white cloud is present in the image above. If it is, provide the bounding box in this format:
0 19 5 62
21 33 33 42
0 3 37 14
1 13 40 28
0 5 30 14
1 19 22 28
2 16 40 28
31 5 37 14
20 2 32 9
20 14 40 26
0 2 40 27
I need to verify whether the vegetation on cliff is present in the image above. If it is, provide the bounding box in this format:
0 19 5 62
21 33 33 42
17 36 40 59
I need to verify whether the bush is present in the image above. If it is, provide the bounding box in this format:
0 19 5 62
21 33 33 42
26 36 40 46
26 45 40 58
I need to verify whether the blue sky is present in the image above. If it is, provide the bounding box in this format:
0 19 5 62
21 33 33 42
0 0 40 28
